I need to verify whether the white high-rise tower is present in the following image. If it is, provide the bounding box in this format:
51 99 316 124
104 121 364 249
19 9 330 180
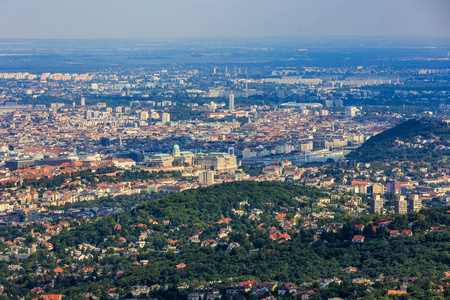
229 93 235 112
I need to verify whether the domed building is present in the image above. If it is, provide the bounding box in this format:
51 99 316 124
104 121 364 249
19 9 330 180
148 144 196 167
172 144 180 157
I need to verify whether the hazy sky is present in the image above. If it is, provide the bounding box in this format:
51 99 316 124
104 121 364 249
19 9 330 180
0 0 449 39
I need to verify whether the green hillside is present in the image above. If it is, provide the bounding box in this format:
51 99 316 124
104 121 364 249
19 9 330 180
347 119 450 163
45 181 450 299
52 181 323 250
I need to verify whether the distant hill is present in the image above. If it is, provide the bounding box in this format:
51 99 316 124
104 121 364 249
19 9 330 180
347 119 450 163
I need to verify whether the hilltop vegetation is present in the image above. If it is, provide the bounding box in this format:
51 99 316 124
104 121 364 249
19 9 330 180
41 181 450 299
52 181 324 249
347 119 450 163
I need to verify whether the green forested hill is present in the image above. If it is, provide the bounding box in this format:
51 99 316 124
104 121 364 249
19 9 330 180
347 119 450 163
52 181 324 250
45 181 450 299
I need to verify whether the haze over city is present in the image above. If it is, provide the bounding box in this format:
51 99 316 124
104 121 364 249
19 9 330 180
1 0 450 39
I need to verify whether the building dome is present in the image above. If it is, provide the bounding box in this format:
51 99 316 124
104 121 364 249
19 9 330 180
173 144 180 151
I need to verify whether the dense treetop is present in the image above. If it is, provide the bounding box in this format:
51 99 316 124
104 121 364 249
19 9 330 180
44 181 450 299
52 181 324 249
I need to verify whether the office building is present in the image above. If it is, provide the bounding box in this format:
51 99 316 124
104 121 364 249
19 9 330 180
36 158 72 167
116 152 145 163
276 89 286 99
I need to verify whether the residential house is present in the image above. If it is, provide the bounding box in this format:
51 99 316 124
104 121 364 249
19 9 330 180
352 235 365 243
278 282 298 295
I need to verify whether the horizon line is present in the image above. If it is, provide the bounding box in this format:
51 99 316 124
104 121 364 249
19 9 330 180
0 35 450 41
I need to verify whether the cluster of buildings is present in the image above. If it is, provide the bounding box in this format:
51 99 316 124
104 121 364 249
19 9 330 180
0 171 446 299
0 40 449 299
370 193 422 215
147 144 237 174
0 65 405 103
0 90 401 175
0 62 447 119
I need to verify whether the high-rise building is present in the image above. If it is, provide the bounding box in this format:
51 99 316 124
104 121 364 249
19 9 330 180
162 113 170 123
370 194 383 214
199 171 215 184
229 93 235 112
368 183 384 195
408 194 422 212
395 195 408 214
345 106 357 117
387 181 401 195
139 111 149 121
81 97 85 106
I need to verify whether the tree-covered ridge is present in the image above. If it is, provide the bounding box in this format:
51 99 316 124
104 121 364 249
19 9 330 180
110 204 450 285
51 181 324 250
347 119 450 163
41 181 450 299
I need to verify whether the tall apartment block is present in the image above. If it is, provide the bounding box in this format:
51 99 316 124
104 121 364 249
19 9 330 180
387 181 401 195
370 194 383 214
408 194 422 212
229 93 235 112
395 195 408 214
199 171 215 184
